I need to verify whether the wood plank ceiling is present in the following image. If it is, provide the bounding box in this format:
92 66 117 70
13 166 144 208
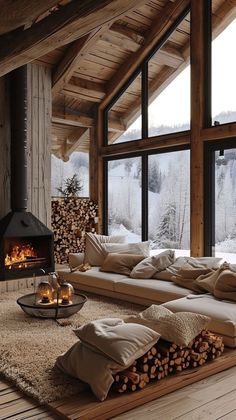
0 0 235 160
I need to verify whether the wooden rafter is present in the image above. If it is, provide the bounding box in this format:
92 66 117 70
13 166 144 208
0 0 59 35
62 127 89 161
62 76 106 103
0 0 146 77
52 108 94 128
100 0 190 109
52 25 109 97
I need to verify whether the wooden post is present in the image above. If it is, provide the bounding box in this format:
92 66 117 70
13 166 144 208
27 64 52 227
90 107 104 234
190 0 211 256
0 76 11 218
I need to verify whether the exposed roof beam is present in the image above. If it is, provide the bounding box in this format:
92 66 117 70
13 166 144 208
52 25 109 97
62 127 89 161
110 23 145 45
100 0 189 109
0 0 59 35
0 0 146 77
52 109 94 128
62 76 106 102
212 0 236 39
52 107 124 132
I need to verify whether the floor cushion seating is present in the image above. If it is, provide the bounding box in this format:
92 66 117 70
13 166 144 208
57 253 236 348
163 295 236 348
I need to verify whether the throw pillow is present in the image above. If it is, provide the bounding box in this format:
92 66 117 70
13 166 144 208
74 317 160 366
55 340 124 401
125 305 210 346
84 233 127 266
68 252 85 269
101 241 150 259
130 250 175 279
100 253 144 276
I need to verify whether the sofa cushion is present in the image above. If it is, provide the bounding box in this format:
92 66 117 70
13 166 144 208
115 278 192 303
163 295 236 347
57 266 128 291
84 233 127 266
69 252 85 269
100 253 144 276
74 318 160 366
125 305 210 346
154 256 223 281
130 250 175 279
101 241 150 258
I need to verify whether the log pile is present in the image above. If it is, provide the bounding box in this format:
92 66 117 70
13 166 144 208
112 330 224 393
51 197 98 264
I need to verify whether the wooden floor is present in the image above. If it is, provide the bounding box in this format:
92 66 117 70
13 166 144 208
1 364 236 419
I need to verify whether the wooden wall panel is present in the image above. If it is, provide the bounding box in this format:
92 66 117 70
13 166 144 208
0 76 10 218
27 64 52 227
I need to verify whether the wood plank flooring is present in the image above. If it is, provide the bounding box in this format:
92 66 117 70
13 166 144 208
1 363 236 419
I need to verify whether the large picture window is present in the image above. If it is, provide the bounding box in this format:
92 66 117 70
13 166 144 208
212 1 236 125
148 150 190 252
205 140 236 263
106 148 190 253
107 157 142 241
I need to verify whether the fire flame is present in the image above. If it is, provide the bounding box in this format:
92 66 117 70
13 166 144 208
5 244 37 267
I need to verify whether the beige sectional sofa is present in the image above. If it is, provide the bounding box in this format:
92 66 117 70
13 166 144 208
57 252 236 348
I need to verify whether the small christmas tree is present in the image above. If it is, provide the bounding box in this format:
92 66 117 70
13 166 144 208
57 174 83 197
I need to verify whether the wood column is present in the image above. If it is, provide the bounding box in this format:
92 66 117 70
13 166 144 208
27 64 52 227
90 107 104 234
0 76 11 218
190 0 211 256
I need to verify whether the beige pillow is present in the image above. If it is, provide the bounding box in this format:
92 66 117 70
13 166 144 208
74 318 160 366
100 253 144 276
69 252 85 269
55 341 124 401
125 305 210 346
84 233 127 266
101 241 150 259
130 250 175 279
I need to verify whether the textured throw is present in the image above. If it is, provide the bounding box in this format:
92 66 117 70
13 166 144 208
0 288 143 403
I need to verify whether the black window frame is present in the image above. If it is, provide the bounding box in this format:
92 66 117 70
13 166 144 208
103 5 191 146
104 144 190 242
204 138 236 256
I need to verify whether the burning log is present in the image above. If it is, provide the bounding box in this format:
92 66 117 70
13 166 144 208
112 330 224 394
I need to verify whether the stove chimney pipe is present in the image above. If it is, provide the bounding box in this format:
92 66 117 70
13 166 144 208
10 66 28 212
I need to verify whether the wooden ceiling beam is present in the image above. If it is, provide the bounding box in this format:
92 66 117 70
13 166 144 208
52 109 94 128
100 0 189 109
52 25 109 97
212 0 236 39
62 127 89 161
110 23 184 62
52 107 124 132
0 0 59 35
62 76 106 102
0 0 146 77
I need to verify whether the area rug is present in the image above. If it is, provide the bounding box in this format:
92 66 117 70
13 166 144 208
0 287 144 403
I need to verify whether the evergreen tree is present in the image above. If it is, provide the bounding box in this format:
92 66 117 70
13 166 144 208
154 202 178 248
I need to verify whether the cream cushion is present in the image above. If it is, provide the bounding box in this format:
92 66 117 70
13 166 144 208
130 250 175 279
115 278 192 303
163 295 236 347
55 341 124 401
74 318 160 366
154 256 223 281
101 241 150 259
100 253 144 276
125 305 210 346
84 233 127 266
57 266 128 291
69 252 85 269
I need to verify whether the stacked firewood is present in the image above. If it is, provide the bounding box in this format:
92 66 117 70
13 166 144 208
51 198 98 263
112 330 224 393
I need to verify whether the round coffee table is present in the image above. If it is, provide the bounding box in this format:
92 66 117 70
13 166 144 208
17 292 87 319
